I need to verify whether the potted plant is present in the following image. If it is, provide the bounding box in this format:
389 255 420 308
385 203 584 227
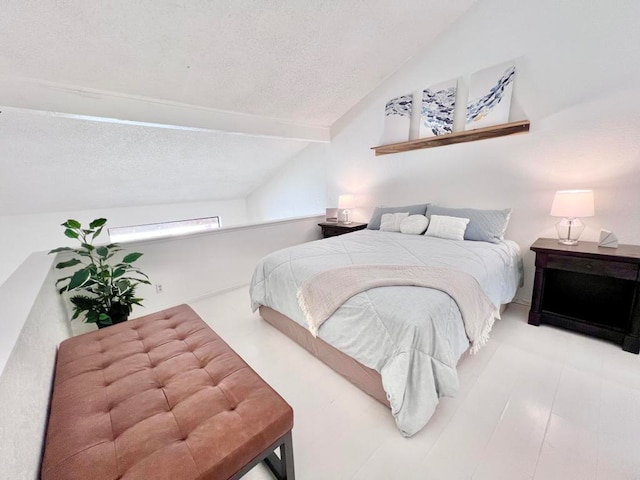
49 218 151 328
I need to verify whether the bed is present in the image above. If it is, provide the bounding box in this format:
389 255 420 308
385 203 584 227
250 228 522 436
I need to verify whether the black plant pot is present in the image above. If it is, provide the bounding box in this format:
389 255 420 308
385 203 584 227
96 303 130 329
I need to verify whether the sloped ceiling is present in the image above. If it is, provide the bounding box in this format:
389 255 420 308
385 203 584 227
0 109 310 215
0 0 476 215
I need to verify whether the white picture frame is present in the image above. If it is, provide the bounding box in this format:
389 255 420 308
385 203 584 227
420 79 457 138
466 62 516 130
381 93 412 144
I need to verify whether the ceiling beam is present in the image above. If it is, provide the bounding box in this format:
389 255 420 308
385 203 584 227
0 76 330 143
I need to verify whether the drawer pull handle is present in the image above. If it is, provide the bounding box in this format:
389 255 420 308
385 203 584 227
585 264 592 270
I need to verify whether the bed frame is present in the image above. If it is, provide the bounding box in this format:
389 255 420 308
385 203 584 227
260 304 509 409
259 306 390 407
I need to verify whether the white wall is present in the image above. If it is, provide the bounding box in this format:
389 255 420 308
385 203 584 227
278 0 640 303
67 214 324 335
0 198 248 287
246 144 328 222
0 264 70 480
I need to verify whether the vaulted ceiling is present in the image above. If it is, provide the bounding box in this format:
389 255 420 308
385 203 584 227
0 0 477 215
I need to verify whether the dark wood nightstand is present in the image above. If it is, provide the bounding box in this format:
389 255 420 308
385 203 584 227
528 237 640 353
318 222 367 238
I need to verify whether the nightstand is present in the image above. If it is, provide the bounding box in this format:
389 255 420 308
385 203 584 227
528 237 640 353
318 222 367 238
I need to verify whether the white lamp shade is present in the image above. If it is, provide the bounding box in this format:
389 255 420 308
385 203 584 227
550 190 595 218
338 194 355 209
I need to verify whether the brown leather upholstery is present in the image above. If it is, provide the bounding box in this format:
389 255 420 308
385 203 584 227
41 304 293 480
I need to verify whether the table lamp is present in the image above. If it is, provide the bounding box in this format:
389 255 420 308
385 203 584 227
550 189 594 245
338 194 355 224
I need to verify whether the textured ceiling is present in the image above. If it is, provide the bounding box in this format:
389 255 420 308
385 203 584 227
0 1 477 216
0 0 476 126
0 109 309 215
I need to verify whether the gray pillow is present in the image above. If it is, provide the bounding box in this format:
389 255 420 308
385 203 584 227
367 204 429 230
426 206 511 243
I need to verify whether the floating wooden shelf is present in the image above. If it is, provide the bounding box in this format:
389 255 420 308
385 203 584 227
371 120 530 156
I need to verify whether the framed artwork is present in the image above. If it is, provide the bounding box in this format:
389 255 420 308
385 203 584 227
381 93 412 144
419 79 457 138
466 62 516 130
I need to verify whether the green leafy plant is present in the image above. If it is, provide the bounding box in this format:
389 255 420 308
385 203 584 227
49 218 151 327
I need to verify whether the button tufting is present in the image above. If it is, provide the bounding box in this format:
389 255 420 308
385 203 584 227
43 305 296 480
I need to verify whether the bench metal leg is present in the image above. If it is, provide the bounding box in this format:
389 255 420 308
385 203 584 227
230 430 295 480
263 431 295 480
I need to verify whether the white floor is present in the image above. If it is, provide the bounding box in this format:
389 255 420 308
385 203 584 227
189 287 640 480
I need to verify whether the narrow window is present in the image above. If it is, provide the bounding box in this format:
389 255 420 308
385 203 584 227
108 217 221 243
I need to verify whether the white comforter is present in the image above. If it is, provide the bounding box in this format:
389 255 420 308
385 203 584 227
250 230 522 436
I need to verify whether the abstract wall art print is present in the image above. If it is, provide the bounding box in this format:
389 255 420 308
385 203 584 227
466 63 516 130
381 93 412 144
419 79 457 138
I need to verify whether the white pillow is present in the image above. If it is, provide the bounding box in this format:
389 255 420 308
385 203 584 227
400 215 429 235
425 214 470 240
380 212 409 232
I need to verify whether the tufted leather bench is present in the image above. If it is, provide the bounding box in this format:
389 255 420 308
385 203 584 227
41 304 294 480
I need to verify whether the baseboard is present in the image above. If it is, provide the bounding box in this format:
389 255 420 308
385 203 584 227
511 297 531 307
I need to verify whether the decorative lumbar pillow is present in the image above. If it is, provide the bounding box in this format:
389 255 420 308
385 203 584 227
425 214 470 240
367 203 429 230
400 215 429 235
426 206 511 243
380 212 410 232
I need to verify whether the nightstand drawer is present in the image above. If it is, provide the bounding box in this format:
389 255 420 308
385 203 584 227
322 226 344 237
547 254 638 281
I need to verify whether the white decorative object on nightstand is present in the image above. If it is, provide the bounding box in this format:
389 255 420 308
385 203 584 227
325 208 338 223
599 229 619 248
